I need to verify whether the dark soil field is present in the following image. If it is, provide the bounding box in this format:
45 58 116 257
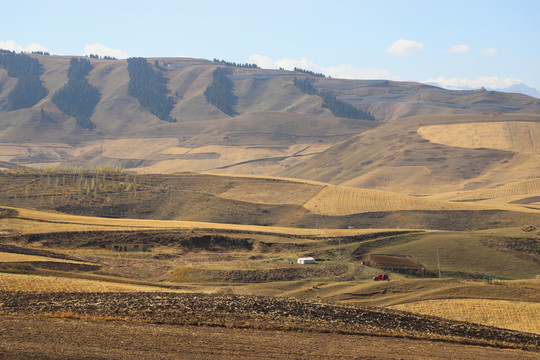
0 292 538 352
1 315 538 360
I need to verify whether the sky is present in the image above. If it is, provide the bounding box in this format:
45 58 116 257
2 0 539 91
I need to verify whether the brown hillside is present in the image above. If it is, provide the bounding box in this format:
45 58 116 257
280 113 540 207
1 55 540 177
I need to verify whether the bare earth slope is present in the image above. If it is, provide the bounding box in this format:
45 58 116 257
2 315 537 360
280 113 540 207
0 292 538 352
1 55 539 184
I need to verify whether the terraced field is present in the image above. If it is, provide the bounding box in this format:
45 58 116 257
303 185 487 215
450 178 540 203
390 299 540 334
418 121 540 153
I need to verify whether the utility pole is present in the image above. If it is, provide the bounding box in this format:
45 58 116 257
436 248 441 278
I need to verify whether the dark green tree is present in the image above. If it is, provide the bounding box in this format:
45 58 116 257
294 67 326 78
127 57 176 122
0 50 48 109
204 67 237 116
52 57 101 129
68 57 92 79
294 76 375 120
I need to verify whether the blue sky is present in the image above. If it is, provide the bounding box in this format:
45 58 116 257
2 0 539 90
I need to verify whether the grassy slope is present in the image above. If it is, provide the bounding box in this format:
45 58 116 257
1 171 538 230
372 231 539 279
2 205 538 281
390 298 540 334
280 113 540 203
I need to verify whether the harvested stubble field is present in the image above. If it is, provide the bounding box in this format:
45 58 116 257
0 291 538 353
390 299 540 334
418 121 540 153
0 273 179 293
302 185 518 216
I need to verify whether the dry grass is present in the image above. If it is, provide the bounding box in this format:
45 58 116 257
0 252 90 265
219 181 322 205
2 206 406 238
449 178 540 202
134 143 333 174
303 185 501 215
390 298 540 334
418 121 540 153
0 272 180 293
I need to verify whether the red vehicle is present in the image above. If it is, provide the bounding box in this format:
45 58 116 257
373 274 389 281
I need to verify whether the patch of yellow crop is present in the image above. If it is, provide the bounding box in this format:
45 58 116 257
0 252 90 265
303 185 484 216
418 121 540 153
0 273 180 293
390 298 540 334
451 178 540 202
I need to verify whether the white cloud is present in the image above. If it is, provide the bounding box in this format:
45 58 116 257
385 39 423 56
0 40 48 53
325 64 398 80
425 76 522 89
447 45 469 54
481 48 497 56
249 54 326 73
248 54 399 80
83 43 128 59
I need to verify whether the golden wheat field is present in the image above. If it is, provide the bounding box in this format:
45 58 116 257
0 273 181 293
450 178 540 202
302 185 492 216
418 121 540 153
0 252 90 265
390 298 540 334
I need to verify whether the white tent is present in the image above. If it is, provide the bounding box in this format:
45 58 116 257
297 257 315 264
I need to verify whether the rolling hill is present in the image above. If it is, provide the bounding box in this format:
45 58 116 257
1 52 540 359
0 55 539 197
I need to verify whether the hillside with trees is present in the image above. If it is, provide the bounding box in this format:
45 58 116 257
294 67 326 78
204 67 237 116
52 58 101 130
0 50 47 110
127 57 176 122
0 54 538 189
213 58 259 68
294 77 374 120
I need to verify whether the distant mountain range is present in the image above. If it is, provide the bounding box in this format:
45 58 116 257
495 83 540 98
426 82 540 99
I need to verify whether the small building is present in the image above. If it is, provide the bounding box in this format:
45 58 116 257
105 243 148 252
297 257 316 264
